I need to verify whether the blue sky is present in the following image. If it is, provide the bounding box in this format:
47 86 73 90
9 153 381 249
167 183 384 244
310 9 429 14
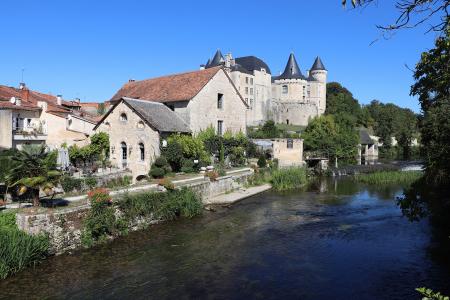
0 0 441 112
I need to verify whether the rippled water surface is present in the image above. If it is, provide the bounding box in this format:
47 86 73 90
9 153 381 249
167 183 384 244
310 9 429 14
1 178 449 300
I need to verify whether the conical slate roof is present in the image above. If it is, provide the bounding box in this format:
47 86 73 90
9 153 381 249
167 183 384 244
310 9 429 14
311 56 326 71
208 50 225 67
205 58 211 68
277 53 305 80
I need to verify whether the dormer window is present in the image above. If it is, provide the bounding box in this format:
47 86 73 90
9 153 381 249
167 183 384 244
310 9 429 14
120 113 127 122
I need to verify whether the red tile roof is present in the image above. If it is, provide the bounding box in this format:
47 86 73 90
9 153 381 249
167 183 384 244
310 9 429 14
0 100 41 111
110 66 223 103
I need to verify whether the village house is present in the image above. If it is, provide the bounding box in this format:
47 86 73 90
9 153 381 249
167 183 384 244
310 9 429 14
358 129 379 164
0 83 96 150
253 138 304 167
94 97 190 180
110 66 248 135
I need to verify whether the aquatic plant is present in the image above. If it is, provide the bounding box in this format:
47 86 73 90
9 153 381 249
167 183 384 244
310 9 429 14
270 167 308 191
354 171 422 185
0 212 49 279
416 287 449 300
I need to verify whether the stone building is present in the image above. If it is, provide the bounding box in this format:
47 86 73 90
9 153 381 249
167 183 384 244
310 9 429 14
358 129 379 164
94 97 190 179
252 138 304 167
0 84 96 150
110 66 248 135
272 54 327 126
204 50 327 127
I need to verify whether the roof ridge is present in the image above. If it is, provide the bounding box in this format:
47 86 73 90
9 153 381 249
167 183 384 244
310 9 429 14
128 66 222 85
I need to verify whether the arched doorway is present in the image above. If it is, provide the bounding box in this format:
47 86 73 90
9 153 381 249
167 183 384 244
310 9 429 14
121 142 127 168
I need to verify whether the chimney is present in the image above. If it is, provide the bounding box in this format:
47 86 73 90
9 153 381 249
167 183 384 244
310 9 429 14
75 97 80 103
56 95 62 106
20 87 30 102
225 53 232 68
19 82 26 90
199 64 205 70
128 79 135 83
15 98 22 106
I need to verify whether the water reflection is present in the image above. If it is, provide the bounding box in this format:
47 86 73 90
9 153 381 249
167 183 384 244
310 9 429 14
0 178 449 300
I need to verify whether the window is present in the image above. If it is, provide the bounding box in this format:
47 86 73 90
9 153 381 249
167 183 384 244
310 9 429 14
250 99 254 109
120 113 127 122
250 88 253 95
26 119 32 128
245 87 249 94
217 120 223 136
250 78 253 85
137 121 145 129
139 143 145 161
287 139 293 149
286 119 289 125
245 77 249 84
217 93 224 109
282 85 288 94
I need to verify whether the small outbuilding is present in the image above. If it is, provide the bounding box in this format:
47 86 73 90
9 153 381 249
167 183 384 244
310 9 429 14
94 97 190 180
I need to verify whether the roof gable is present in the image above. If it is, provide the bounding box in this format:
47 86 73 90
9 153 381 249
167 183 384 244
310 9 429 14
94 97 190 133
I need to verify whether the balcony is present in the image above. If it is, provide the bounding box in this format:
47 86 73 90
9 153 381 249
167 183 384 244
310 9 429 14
12 125 48 141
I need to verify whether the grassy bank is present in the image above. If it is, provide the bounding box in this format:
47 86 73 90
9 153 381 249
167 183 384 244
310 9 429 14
271 167 308 191
82 187 203 247
0 211 49 279
354 171 422 185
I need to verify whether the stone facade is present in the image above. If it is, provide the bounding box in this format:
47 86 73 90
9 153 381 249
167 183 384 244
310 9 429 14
204 51 327 127
179 70 248 134
96 101 161 180
272 138 304 167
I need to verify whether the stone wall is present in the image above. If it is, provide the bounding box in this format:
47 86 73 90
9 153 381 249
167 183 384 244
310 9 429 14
16 204 90 255
16 169 254 255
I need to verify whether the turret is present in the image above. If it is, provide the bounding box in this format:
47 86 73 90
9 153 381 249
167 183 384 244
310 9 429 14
309 56 327 82
309 56 327 114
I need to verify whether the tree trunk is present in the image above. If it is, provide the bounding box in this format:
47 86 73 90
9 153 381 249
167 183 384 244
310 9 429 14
32 189 40 207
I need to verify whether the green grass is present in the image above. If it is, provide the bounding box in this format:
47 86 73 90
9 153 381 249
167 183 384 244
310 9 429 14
271 167 308 191
354 171 422 185
0 212 49 279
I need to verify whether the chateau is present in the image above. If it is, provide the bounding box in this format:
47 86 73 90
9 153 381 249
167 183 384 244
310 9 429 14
203 50 327 126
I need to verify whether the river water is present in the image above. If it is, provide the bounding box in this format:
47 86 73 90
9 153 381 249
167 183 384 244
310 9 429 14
1 178 449 300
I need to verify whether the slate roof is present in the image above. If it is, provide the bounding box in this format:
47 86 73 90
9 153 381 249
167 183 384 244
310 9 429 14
94 97 190 133
208 50 225 67
235 56 272 74
274 53 306 80
110 67 222 103
359 129 374 145
311 56 326 71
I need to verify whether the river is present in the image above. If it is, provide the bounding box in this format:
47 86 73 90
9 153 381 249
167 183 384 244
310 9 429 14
1 177 449 299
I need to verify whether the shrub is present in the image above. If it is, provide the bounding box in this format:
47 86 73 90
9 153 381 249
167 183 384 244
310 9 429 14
205 171 219 182
0 211 16 229
257 155 267 168
162 141 184 171
0 212 49 279
61 176 83 193
181 159 195 173
154 156 168 168
229 146 246 166
156 188 203 220
157 178 175 191
271 167 308 191
84 176 97 189
150 167 165 179
88 188 112 206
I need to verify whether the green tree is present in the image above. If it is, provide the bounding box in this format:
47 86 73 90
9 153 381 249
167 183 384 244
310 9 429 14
303 115 358 165
6 145 61 206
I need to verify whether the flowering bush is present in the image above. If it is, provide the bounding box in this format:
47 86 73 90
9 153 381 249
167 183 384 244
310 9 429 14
87 188 112 207
157 178 175 191
205 171 219 182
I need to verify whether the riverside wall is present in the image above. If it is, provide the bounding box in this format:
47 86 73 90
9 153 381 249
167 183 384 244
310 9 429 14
15 169 255 255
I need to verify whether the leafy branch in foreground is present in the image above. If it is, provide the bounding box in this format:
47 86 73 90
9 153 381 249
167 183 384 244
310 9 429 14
416 287 449 300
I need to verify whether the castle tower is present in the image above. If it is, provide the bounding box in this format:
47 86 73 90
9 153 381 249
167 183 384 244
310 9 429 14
309 56 327 114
